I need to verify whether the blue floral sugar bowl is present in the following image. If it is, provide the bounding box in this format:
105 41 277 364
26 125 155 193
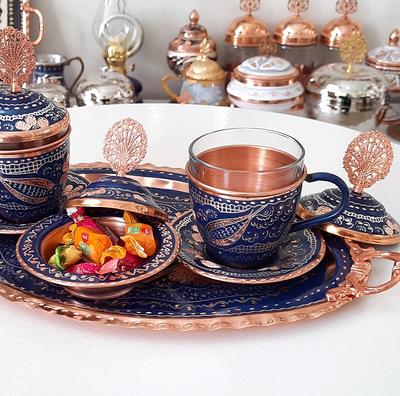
65 118 168 223
0 27 70 224
299 130 400 245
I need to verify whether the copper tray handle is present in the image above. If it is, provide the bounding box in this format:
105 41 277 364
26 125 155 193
347 249 400 296
22 4 44 46
327 241 400 301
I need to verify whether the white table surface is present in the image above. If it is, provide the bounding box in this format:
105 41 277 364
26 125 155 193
0 104 399 396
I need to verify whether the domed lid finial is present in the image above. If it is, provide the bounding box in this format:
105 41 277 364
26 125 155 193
103 118 148 177
288 0 309 16
240 0 261 16
336 0 358 17
343 130 394 194
0 27 36 93
339 32 368 74
189 10 200 25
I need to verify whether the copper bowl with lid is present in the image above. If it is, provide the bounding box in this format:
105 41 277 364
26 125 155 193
0 27 71 224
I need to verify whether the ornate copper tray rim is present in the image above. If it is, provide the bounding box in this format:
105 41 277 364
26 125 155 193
0 162 398 332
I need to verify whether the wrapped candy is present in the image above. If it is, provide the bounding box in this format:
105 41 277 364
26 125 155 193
66 207 114 264
100 245 126 265
49 245 82 271
121 211 156 258
68 262 100 275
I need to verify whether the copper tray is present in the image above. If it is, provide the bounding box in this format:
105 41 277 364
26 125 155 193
0 163 399 331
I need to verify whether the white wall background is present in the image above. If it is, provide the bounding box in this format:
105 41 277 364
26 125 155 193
32 0 398 99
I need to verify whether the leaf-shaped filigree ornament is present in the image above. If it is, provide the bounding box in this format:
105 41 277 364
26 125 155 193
343 130 394 194
336 0 357 16
0 27 36 93
240 0 261 15
339 32 367 74
288 0 309 16
103 118 148 177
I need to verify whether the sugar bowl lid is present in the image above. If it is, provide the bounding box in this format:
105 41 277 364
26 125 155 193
233 53 299 87
184 39 226 81
321 0 362 48
168 10 217 55
225 0 269 48
299 131 400 245
0 27 69 150
65 118 168 223
367 29 400 72
274 0 318 47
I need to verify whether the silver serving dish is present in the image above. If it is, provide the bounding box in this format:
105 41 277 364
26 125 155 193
305 63 388 130
75 69 137 106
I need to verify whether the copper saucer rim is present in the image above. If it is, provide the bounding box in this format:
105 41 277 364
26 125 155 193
172 210 327 285
297 204 400 246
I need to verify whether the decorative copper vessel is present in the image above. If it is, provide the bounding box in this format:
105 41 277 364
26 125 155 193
320 0 362 65
274 0 318 84
0 27 70 224
224 0 269 71
167 10 217 76
367 29 400 138
306 33 388 131
162 39 227 106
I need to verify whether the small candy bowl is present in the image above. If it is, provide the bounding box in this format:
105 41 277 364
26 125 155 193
227 54 304 112
16 214 179 300
16 118 179 300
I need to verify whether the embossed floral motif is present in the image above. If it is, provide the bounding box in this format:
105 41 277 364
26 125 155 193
384 220 400 236
240 0 260 15
336 0 357 16
15 115 49 131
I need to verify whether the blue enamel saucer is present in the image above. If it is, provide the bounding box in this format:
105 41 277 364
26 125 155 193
0 171 88 235
173 211 326 284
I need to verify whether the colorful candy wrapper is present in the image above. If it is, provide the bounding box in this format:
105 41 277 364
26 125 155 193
97 258 120 275
68 262 100 275
49 245 82 271
61 224 77 245
121 211 156 258
100 245 126 265
66 207 114 264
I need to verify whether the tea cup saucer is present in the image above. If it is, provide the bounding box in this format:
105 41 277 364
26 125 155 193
0 172 88 235
172 211 326 284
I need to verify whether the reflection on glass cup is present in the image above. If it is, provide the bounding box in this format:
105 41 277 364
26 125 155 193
187 128 350 269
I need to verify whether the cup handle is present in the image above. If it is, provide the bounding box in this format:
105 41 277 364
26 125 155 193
162 74 181 102
22 4 44 46
64 56 85 94
290 172 350 233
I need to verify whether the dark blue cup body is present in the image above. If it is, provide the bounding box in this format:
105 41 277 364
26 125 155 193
189 172 349 269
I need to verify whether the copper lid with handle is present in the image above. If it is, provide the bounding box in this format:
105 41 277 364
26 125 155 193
274 0 318 47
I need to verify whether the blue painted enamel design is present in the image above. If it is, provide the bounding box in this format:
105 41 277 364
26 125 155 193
300 188 400 238
17 212 178 285
0 89 67 131
33 64 66 87
174 211 324 283
0 138 69 223
189 181 302 268
0 171 88 234
0 166 353 317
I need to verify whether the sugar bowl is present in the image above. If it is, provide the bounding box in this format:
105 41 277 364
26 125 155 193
17 118 179 300
162 40 227 106
306 34 388 131
167 10 217 76
224 0 269 72
227 53 304 112
367 29 400 130
319 0 363 66
0 28 70 224
274 0 318 84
